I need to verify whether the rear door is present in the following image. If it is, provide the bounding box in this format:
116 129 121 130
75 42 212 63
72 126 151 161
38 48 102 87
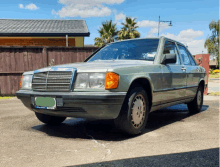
160 40 187 104
177 44 198 98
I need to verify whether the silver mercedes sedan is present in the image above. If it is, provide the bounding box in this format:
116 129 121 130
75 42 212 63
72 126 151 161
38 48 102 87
16 36 207 135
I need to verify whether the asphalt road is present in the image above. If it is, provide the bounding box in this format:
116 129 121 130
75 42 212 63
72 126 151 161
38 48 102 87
0 96 219 167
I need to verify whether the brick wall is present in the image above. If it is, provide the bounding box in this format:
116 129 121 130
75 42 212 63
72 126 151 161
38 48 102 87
194 54 209 95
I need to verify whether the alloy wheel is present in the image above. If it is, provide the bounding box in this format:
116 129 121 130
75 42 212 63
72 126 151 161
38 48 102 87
131 94 146 129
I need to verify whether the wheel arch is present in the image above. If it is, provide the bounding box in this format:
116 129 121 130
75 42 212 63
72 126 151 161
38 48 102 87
126 77 153 110
198 79 205 92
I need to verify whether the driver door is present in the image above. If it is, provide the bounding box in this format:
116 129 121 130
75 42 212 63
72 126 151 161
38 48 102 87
160 40 187 104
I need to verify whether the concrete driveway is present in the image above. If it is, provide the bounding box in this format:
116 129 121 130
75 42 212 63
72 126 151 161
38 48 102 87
0 96 219 167
208 81 219 93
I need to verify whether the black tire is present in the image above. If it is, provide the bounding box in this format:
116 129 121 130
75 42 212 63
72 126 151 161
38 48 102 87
35 112 66 125
187 85 204 114
114 85 149 135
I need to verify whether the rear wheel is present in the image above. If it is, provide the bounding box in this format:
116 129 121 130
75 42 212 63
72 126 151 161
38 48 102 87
114 85 149 135
187 85 204 114
35 112 66 125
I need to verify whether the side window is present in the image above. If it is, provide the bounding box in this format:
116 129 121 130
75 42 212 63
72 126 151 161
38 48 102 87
186 50 196 65
177 45 191 65
163 40 181 64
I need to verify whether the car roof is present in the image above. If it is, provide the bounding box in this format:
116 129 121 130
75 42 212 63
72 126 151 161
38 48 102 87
109 36 186 47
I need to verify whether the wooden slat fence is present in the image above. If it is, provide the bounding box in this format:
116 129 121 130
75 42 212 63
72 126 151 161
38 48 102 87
0 46 98 95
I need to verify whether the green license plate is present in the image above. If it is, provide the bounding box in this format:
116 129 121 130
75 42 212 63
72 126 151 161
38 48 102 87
35 97 56 109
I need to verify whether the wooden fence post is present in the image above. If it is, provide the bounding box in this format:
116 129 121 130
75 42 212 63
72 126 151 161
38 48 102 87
42 47 48 67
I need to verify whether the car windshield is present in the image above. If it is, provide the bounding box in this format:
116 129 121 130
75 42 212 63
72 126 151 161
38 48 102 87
87 39 159 62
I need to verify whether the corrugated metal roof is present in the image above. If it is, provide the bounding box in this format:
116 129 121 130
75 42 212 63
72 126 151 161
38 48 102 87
0 19 90 36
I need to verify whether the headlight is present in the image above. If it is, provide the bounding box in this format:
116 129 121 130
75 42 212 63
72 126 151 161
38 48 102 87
20 75 33 89
74 73 106 89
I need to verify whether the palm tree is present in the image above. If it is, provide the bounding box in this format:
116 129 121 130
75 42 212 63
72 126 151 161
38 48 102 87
94 20 118 47
118 17 140 40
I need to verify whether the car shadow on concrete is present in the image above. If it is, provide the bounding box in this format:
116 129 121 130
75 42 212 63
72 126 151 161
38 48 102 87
144 104 209 133
70 148 219 167
32 104 209 141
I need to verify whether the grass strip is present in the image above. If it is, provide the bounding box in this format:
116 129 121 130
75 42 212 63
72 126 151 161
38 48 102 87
208 92 219 96
0 96 16 99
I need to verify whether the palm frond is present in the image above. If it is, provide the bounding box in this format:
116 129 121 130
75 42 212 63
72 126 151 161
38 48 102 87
119 17 141 40
94 20 118 46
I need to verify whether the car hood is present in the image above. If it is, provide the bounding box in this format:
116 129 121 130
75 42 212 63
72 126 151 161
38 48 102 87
53 60 154 72
25 60 154 75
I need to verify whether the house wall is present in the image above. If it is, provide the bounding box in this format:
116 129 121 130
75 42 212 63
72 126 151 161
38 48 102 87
75 37 84 47
0 37 84 47
209 59 218 69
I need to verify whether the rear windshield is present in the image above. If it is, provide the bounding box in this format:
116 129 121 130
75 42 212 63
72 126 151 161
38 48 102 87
88 39 159 62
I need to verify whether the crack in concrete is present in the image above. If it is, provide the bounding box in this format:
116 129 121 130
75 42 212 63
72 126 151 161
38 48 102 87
84 128 111 160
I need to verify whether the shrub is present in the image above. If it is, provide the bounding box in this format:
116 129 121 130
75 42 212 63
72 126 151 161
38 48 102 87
209 69 214 74
213 69 219 73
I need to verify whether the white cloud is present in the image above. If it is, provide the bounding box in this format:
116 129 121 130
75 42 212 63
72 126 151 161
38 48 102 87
115 12 126 23
161 29 207 55
19 4 24 9
25 3 39 10
56 6 111 18
51 9 56 15
19 3 39 10
58 0 124 5
178 29 203 39
53 0 124 18
137 20 171 37
137 20 158 27
137 21 206 54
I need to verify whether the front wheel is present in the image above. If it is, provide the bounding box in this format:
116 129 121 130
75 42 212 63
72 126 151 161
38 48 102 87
35 112 66 125
187 86 204 114
114 85 149 135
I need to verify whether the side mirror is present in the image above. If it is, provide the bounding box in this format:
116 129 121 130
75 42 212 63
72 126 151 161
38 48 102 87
161 53 176 64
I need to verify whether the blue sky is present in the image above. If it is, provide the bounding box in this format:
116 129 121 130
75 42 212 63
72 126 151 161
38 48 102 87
0 0 218 55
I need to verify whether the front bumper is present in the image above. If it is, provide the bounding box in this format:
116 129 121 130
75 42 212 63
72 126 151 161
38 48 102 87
16 90 127 119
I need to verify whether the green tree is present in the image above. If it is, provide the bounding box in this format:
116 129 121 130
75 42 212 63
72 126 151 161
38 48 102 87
117 17 140 40
94 20 118 47
204 20 219 68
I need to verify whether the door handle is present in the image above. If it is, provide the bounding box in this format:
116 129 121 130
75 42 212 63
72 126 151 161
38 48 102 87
181 67 186 71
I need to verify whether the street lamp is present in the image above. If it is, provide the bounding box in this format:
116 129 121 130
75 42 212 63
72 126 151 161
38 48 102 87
158 16 172 37
198 51 204 66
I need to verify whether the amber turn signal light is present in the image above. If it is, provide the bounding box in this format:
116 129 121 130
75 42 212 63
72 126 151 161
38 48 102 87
20 76 23 88
105 72 119 89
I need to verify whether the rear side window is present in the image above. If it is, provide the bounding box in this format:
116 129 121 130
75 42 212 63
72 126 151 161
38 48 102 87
177 45 191 65
186 50 196 65
163 40 181 64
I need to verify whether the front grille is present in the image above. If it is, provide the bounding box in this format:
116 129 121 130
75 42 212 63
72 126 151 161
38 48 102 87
32 71 73 92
